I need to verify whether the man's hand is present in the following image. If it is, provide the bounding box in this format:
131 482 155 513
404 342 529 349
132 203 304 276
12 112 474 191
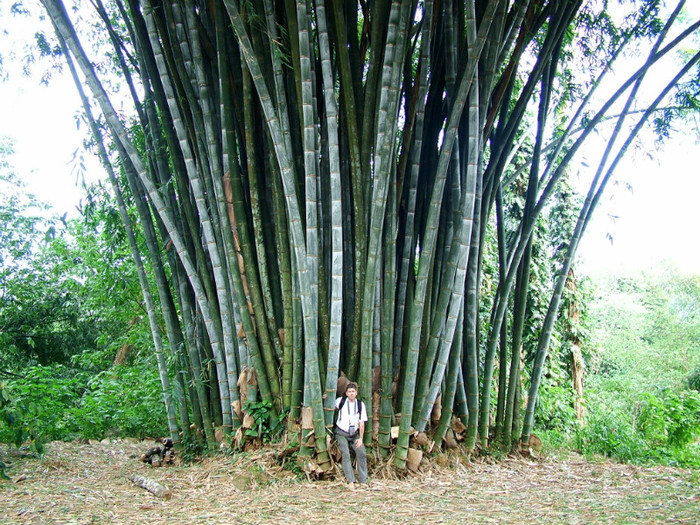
354 439 363 449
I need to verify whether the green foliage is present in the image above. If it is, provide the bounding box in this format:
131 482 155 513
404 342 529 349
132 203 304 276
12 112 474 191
688 367 700 392
0 160 71 367
0 172 144 370
0 363 167 447
65 364 168 440
177 433 202 464
0 366 84 444
577 265 700 467
637 389 700 449
576 393 650 464
0 377 46 455
576 388 700 467
0 145 166 449
534 380 578 431
590 266 700 392
242 400 286 445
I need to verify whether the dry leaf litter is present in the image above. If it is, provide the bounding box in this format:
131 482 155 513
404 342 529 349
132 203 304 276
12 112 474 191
0 439 697 524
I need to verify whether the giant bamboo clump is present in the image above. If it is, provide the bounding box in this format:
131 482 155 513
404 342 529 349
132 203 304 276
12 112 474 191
38 0 700 468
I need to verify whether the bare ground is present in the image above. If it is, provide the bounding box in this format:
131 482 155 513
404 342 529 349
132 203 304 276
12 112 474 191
0 439 697 524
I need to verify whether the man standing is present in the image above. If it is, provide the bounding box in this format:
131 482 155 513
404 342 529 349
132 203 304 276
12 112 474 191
334 382 368 489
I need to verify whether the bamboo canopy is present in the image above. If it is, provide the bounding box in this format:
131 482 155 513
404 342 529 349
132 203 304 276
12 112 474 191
39 0 700 469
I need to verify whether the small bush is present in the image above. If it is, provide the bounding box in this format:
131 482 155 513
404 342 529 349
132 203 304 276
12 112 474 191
637 389 700 449
241 400 286 445
0 363 168 448
65 365 168 439
0 366 87 445
0 380 44 455
535 381 578 431
577 388 700 467
576 405 650 463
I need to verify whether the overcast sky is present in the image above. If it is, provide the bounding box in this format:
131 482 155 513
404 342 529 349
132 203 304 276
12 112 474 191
576 135 700 276
1 1 698 277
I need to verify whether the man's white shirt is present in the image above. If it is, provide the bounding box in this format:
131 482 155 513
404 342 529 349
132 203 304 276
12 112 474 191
335 396 368 433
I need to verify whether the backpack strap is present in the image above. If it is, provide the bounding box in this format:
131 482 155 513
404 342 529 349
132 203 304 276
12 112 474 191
334 395 347 428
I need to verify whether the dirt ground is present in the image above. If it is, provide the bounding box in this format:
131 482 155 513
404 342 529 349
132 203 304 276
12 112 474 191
0 439 697 524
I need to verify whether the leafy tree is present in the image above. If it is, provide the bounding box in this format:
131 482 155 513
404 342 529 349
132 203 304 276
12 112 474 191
23 0 700 469
0 140 74 367
0 145 145 370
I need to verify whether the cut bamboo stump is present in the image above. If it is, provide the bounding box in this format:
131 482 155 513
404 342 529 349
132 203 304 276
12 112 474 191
406 448 423 472
129 473 172 500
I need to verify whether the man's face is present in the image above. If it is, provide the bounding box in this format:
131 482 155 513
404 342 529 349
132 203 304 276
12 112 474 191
346 387 357 400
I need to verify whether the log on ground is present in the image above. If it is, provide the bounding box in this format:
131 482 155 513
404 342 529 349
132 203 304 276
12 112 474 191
129 473 172 499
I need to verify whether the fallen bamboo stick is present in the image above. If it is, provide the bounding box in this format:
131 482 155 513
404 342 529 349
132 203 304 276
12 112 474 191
129 473 172 500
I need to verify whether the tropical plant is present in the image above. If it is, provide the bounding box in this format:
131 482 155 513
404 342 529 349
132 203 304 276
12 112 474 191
0 376 47 455
241 400 286 446
65 363 168 439
0 361 168 445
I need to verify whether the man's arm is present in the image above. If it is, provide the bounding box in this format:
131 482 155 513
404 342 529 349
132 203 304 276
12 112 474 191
355 421 365 448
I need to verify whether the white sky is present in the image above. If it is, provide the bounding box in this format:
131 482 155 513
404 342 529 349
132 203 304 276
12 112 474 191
1 1 698 276
576 135 700 276
0 70 96 217
0 0 100 218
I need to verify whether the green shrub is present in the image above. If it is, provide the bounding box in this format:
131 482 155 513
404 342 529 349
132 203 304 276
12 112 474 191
0 380 44 455
577 388 700 467
637 389 700 449
0 366 87 445
534 380 578 432
576 403 650 463
0 363 168 447
66 365 168 439
241 400 286 445
582 267 700 468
